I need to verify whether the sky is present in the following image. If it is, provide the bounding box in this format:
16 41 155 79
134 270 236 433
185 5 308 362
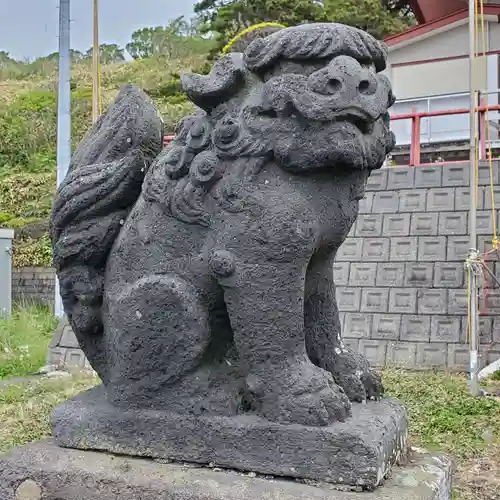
0 0 196 61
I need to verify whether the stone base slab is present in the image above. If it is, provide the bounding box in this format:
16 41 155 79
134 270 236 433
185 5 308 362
0 440 452 500
51 386 408 489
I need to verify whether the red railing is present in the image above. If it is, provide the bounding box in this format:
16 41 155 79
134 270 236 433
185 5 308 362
390 101 500 166
163 104 500 166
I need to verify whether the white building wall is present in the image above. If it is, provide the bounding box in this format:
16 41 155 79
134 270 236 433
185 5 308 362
389 23 476 66
387 19 500 146
392 57 489 99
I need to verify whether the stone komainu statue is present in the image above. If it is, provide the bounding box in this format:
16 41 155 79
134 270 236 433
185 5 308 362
51 23 396 427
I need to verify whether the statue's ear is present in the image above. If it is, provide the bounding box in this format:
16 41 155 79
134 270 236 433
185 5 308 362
389 91 396 107
181 54 245 112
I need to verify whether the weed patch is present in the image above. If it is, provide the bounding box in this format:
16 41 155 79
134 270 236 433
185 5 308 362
0 304 57 378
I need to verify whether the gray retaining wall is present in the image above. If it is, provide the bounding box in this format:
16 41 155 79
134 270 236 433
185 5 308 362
337 163 500 372
12 267 55 306
16 163 500 372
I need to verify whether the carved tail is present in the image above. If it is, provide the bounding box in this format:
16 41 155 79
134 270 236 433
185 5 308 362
50 84 164 379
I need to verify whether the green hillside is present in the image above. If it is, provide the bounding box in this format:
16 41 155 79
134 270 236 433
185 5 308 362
0 54 206 267
0 1 415 267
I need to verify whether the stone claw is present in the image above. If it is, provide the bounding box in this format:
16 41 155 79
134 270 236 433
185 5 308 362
248 357 352 426
328 348 384 403
361 369 384 401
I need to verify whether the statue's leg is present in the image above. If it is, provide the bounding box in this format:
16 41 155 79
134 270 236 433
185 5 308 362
103 273 213 406
220 253 351 426
304 248 383 402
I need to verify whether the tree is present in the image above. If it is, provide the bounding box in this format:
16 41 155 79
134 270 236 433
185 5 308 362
194 0 414 54
0 51 16 67
125 17 194 59
195 0 325 38
37 50 84 63
86 44 125 64
322 0 415 39
126 27 162 59
383 0 414 17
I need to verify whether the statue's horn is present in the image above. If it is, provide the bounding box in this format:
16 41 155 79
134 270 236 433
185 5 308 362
181 53 245 111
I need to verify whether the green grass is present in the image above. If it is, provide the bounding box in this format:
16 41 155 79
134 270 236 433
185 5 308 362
0 375 97 453
0 303 57 379
383 370 500 500
384 370 500 458
0 308 499 500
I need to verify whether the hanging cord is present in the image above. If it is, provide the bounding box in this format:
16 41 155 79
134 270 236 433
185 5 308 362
465 250 482 342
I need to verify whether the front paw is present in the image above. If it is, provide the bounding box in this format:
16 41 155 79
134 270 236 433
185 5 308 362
329 348 384 403
247 357 351 426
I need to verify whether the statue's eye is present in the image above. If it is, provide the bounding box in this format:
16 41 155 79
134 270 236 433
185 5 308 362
259 108 278 118
360 61 376 72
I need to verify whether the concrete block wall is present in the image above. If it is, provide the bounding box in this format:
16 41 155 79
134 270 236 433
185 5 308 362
336 163 500 371
18 163 500 372
47 316 93 371
12 267 55 306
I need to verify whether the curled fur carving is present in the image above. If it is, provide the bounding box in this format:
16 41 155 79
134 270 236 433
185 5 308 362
243 23 388 73
142 51 273 227
143 22 393 227
50 84 164 379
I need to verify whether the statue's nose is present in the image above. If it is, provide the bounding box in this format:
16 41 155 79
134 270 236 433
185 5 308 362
309 56 378 97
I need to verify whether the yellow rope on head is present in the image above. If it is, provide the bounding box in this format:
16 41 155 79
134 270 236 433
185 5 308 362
222 22 287 54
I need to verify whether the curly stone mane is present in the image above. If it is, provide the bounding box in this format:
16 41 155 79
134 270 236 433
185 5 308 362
244 23 388 72
142 23 393 227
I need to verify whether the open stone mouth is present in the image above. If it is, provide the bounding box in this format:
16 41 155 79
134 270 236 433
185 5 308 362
344 115 375 135
257 105 377 135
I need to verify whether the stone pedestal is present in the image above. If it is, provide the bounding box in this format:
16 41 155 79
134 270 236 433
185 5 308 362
0 440 452 500
52 386 408 489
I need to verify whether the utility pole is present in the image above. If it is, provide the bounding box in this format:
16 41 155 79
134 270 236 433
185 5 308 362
92 0 100 123
54 0 71 318
467 0 480 396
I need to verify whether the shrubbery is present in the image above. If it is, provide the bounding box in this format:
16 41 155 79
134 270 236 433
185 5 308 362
0 53 206 266
1 9 410 267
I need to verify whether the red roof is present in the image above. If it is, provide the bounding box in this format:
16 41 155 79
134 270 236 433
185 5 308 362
385 3 500 47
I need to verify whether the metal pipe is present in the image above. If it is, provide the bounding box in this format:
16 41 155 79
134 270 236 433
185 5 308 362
390 103 500 120
468 0 480 397
92 0 100 123
55 0 71 318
